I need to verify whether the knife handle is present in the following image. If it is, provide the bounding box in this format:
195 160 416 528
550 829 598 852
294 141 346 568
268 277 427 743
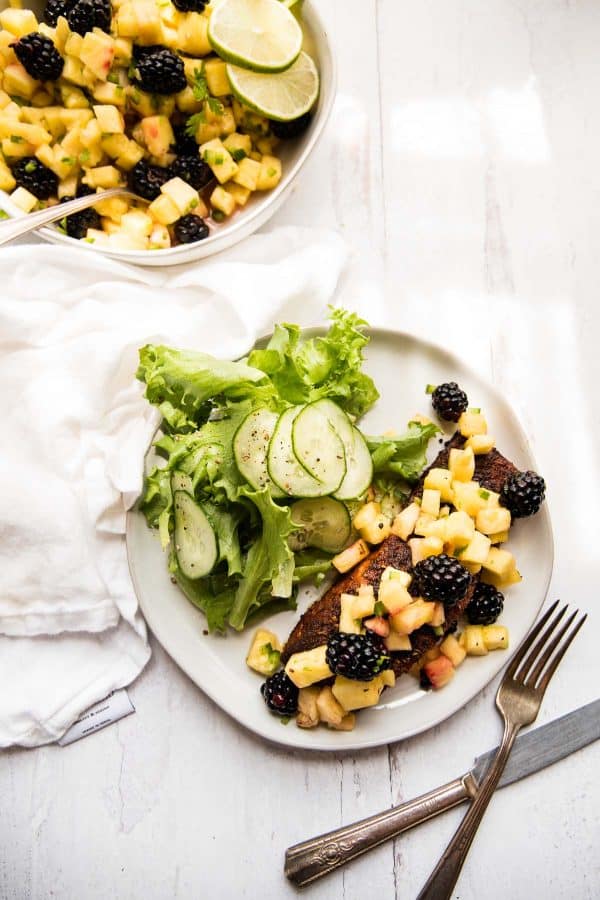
285 773 477 887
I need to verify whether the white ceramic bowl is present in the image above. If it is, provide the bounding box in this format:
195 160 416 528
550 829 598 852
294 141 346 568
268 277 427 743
0 0 335 265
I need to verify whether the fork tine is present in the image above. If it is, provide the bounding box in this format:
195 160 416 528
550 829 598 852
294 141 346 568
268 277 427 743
525 609 578 687
535 613 587 695
504 599 561 681
516 603 568 683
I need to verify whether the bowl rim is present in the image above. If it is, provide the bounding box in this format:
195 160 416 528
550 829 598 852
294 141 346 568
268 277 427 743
0 0 336 263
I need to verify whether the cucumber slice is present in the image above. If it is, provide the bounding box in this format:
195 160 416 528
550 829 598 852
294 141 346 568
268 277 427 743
291 401 346 492
267 407 329 497
233 407 284 497
171 471 193 496
289 497 351 553
173 490 218 579
295 398 373 500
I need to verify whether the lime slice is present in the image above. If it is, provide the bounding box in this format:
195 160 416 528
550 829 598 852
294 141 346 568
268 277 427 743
226 51 319 121
208 0 303 73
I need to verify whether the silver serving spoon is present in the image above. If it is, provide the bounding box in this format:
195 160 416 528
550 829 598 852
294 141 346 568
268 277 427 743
0 187 141 247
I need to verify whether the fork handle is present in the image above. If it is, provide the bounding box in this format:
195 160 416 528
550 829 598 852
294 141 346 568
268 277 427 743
417 722 521 900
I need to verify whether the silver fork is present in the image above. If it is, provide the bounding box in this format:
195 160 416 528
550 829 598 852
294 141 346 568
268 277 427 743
416 600 586 900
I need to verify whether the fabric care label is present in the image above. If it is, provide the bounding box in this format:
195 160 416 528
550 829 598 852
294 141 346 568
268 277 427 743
58 690 135 746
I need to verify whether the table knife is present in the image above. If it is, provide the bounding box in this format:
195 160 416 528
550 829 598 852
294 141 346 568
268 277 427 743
285 699 600 887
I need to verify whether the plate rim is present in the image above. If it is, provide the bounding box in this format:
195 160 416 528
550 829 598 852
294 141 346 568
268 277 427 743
126 323 555 752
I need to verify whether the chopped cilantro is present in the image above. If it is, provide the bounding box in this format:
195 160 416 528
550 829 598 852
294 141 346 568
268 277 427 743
425 384 437 394
230 148 246 162
10 135 23 143
24 160 37 173
374 600 386 616
127 63 137 81
57 216 68 234
84 237 95 243
214 154 224 164
267 167 277 177
211 209 225 222
192 65 209 102
107 71 120 85
469 407 481 414
61 156 75 165
185 112 205 137
454 546 467 557
130 88 141 104
479 489 490 500
260 642 281 670
79 149 90 163
0 209 8 220
207 96 223 116
280 716 291 725
186 198 199 211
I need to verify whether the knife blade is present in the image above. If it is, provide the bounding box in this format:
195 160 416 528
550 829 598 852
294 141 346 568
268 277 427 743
285 699 600 887
472 697 600 788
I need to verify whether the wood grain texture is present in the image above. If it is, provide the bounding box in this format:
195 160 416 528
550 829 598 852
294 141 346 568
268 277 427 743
2 1 600 898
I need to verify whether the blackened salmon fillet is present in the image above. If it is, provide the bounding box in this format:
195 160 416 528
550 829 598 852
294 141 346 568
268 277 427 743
282 433 519 676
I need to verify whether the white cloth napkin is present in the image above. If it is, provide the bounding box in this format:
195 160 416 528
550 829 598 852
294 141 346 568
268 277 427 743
0 227 347 747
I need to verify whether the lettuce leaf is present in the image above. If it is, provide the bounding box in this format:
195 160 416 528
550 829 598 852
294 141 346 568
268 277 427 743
247 308 379 418
366 421 441 483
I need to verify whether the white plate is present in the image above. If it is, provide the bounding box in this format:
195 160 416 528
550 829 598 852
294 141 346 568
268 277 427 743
0 0 335 267
126 328 554 751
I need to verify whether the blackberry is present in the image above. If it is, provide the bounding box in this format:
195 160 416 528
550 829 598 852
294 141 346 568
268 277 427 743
128 160 171 200
431 382 469 422
67 0 111 35
261 671 298 716
12 33 64 81
172 0 209 10
466 583 504 626
172 124 198 157
500 470 546 519
12 157 57 200
170 155 213 191
44 0 75 26
173 214 210 244
59 196 101 239
413 554 470 605
133 46 186 95
270 112 312 140
326 632 391 682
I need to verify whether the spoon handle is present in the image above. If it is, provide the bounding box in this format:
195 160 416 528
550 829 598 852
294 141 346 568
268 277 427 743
0 187 133 247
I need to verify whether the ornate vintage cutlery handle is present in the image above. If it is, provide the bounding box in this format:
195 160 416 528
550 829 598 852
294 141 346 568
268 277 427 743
285 774 476 887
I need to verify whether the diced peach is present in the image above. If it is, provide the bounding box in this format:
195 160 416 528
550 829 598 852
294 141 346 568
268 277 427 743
423 655 455 689
364 616 390 638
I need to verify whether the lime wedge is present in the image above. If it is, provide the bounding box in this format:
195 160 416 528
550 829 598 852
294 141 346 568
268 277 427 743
226 51 319 121
208 0 303 73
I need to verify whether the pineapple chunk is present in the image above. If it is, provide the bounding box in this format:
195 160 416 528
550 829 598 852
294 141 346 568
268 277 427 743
464 625 488 656
223 131 252 158
463 562 482 575
223 181 250 207
296 686 320 729
315 686 346 727
380 567 412 588
481 566 522 589
445 510 475 548
2 137 35 159
285 645 332 689
421 488 441 517
452 480 487 517
353 501 380 531
352 585 376 619
204 58 230 96
458 530 492 566
332 713 357 732
440 634 467 667
93 104 124 133
449 446 475 482
430 602 445 627
177 12 210 55
61 85 89 109
391 502 420 541
120 209 154 239
160 176 203 216
482 625 509 651
332 539 370 573
414 512 436 537
246 628 281 675
83 165 122 188
482 547 517 579
61 56 87 87
175 86 203 115
232 156 261 191
423 467 454 502
10 185 37 211
465 434 496 455
3 62 38 99
210 185 236 217
113 37 132 64
95 195 128 220
141 114 174 158
385 631 412 652
201 138 238 183
107 230 148 252
256 154 282 191
420 518 447 542
360 513 391 545
0 155 16 190
80 31 115 81
0 8 38 36
391 599 435 635
409 536 443 565
0 120 51 146
458 411 488 437
148 223 171 249
490 530 509 544
64 33 84 57
101 133 131 158
339 593 362 634
148 193 180 225
476 507 511 535
332 672 391 711
378 577 413 616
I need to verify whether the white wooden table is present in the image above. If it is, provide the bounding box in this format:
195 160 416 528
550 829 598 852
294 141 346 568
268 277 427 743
3 2 600 897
